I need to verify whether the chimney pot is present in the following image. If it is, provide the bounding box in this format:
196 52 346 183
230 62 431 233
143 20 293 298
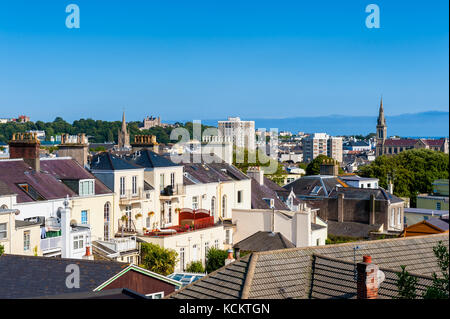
363 255 372 263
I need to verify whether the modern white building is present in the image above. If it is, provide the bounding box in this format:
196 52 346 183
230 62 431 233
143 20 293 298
218 117 255 151
302 133 343 163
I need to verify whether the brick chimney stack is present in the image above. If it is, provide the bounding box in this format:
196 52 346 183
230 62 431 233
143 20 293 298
9 132 41 171
357 255 380 299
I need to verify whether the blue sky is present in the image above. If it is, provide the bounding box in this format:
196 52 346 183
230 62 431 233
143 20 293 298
0 0 448 123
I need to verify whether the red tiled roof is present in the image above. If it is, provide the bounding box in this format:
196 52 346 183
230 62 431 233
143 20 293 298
423 139 445 146
383 139 417 147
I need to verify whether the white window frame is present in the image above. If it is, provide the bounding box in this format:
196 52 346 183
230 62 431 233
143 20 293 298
192 196 199 210
0 223 7 239
146 292 164 299
73 235 84 250
120 176 126 197
23 230 30 251
132 176 137 196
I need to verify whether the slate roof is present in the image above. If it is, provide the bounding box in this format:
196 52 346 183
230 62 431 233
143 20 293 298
283 176 347 198
425 218 449 232
90 152 142 171
177 156 249 184
0 180 15 196
0 254 128 299
327 220 382 238
233 231 295 252
167 233 448 299
0 160 77 203
40 158 112 195
126 149 180 168
328 186 404 204
251 178 290 210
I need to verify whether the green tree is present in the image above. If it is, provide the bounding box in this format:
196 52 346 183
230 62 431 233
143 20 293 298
0 244 4 256
305 155 343 175
205 248 228 273
139 243 178 276
233 148 287 185
423 241 449 299
186 261 205 273
358 149 449 203
396 265 418 299
395 241 449 299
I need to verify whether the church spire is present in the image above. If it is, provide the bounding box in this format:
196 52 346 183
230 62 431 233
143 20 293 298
121 111 127 132
377 96 385 126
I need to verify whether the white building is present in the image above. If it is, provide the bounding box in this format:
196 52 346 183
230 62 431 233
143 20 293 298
218 117 255 151
302 133 343 163
339 175 379 189
232 206 328 248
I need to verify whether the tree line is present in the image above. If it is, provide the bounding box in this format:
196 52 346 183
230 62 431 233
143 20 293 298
0 117 212 145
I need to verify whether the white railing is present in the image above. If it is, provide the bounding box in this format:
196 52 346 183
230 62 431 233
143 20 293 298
96 236 137 253
40 236 62 251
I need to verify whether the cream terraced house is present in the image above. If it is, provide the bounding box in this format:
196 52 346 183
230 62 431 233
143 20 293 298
124 149 185 230
0 208 42 256
89 152 155 236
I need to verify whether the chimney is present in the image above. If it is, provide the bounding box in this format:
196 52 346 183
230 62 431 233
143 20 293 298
247 166 264 185
225 249 235 265
292 210 311 247
337 193 345 222
388 181 394 194
57 133 89 167
320 158 339 176
9 132 41 171
357 255 382 299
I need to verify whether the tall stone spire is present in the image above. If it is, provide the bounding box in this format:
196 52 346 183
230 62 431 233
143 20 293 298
376 96 387 157
118 111 131 149
377 96 385 126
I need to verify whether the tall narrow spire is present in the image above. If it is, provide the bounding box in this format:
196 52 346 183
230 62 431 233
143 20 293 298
121 111 127 131
377 96 385 125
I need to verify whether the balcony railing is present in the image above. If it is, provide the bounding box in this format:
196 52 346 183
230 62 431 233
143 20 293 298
119 188 145 204
40 236 62 251
118 218 137 233
160 184 185 197
96 236 137 253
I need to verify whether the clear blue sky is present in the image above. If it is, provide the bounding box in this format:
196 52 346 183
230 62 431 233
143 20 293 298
0 0 448 123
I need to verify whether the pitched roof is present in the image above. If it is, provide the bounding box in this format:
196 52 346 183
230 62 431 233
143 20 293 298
425 218 449 231
383 139 418 147
0 160 77 203
168 233 449 299
233 231 295 252
250 179 289 210
40 158 112 195
126 149 180 168
0 254 127 299
283 176 346 198
328 186 404 204
0 180 15 196
90 152 142 171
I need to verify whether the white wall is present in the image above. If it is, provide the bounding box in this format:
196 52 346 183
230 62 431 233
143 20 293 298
232 208 327 248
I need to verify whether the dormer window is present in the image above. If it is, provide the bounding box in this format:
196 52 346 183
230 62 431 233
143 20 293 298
79 179 95 196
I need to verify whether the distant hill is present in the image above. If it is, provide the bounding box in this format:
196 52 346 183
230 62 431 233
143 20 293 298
198 111 449 137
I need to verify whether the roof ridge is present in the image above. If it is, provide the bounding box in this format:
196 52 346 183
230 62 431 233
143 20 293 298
240 253 258 299
252 233 449 257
